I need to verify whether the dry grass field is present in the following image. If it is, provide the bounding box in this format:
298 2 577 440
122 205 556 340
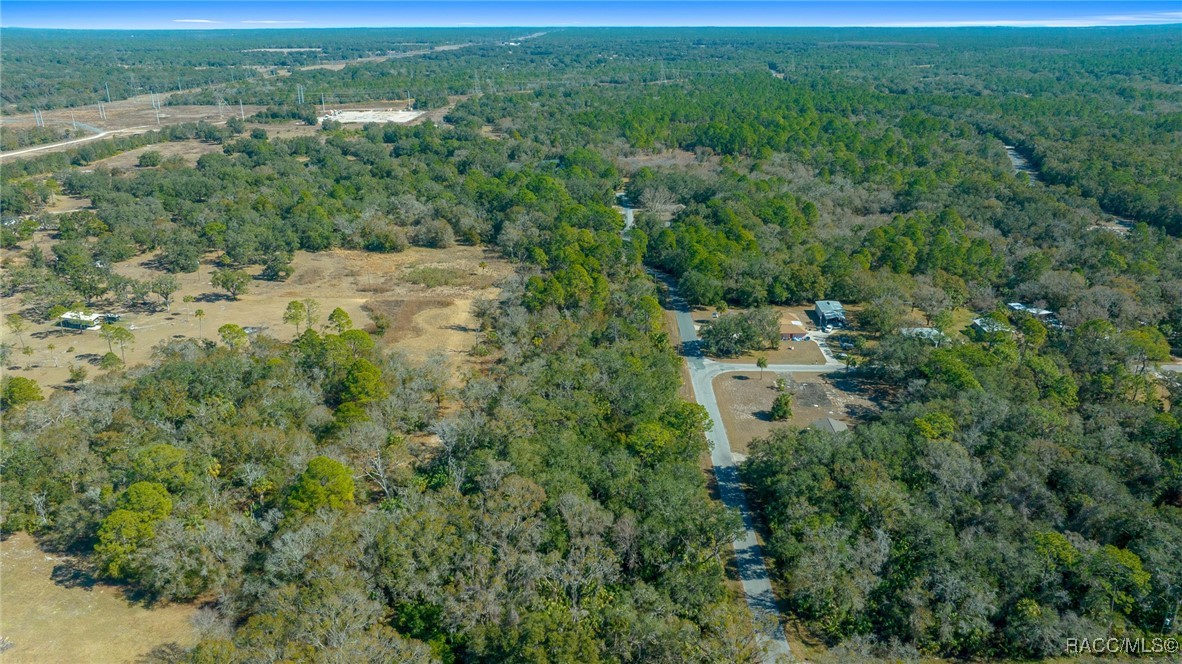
712 370 877 454
1 244 512 392
0 533 197 663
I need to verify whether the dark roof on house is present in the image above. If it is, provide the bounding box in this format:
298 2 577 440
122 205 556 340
809 417 849 434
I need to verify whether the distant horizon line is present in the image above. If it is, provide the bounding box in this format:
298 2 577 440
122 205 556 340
4 23 1180 29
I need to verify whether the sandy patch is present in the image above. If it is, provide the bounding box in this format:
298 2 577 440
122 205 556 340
712 370 875 453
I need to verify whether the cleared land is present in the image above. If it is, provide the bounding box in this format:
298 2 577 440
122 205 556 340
0 99 420 162
0 533 197 663
1 245 511 391
298 43 473 72
319 109 423 124
712 370 877 454
0 101 268 160
691 304 828 365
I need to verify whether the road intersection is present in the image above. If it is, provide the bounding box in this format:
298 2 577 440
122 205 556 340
665 278 844 663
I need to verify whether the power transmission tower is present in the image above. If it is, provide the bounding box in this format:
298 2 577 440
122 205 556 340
473 70 481 95
104 82 111 103
239 100 245 120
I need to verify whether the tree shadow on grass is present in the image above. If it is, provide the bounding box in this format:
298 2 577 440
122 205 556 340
51 558 99 591
753 409 776 422
138 643 186 663
76 352 104 366
194 292 232 303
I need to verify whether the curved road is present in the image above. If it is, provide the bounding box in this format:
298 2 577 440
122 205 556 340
664 280 842 663
626 207 836 661
0 31 554 164
0 127 140 161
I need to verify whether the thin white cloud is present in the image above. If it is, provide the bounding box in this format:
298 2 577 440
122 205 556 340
241 20 307 24
879 11 1182 28
174 19 221 24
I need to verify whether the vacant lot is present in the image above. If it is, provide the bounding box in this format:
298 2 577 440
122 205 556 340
712 370 876 454
0 101 270 162
0 533 197 663
70 121 326 170
2 245 511 391
84 140 224 170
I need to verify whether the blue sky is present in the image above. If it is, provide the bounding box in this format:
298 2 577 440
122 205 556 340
3 1 1180 29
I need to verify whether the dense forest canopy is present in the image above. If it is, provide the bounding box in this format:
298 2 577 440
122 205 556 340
0 27 521 111
1 24 1180 663
5 26 1179 231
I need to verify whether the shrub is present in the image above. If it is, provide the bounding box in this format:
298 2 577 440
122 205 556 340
137 150 162 167
1 376 43 409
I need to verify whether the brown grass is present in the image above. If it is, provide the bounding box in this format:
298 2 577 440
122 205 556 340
712 370 875 455
0 533 197 663
364 298 455 343
1 244 512 392
84 141 224 171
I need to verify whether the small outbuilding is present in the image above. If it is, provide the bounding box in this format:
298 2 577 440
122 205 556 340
809 417 849 434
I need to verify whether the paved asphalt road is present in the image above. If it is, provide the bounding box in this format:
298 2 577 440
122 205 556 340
660 272 845 663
